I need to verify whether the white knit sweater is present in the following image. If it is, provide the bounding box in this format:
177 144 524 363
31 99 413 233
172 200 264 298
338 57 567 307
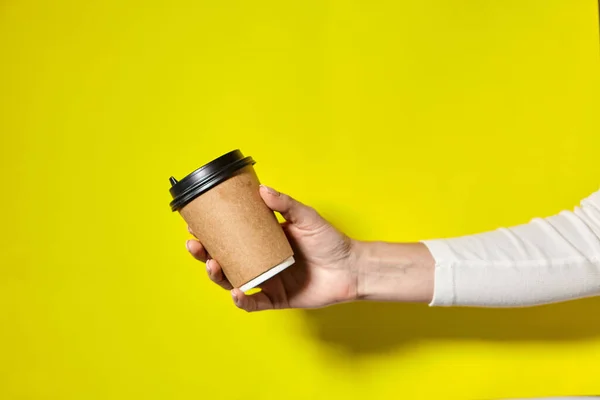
423 190 600 307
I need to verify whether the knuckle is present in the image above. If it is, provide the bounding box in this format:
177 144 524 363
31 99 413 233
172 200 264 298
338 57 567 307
305 206 320 219
278 192 291 201
281 193 296 207
304 209 326 230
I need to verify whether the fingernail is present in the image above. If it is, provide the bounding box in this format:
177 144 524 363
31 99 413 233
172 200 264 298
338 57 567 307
260 185 279 196
206 259 212 274
186 240 192 253
187 226 194 235
231 291 238 303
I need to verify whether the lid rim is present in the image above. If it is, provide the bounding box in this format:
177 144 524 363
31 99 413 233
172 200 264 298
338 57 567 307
168 150 256 211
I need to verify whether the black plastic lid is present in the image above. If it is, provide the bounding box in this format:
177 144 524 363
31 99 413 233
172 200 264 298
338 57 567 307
168 150 255 211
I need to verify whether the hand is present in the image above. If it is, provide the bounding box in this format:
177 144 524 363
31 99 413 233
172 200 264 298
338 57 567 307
186 185 359 312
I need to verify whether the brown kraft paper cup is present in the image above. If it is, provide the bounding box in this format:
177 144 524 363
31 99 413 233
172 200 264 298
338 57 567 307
168 150 294 291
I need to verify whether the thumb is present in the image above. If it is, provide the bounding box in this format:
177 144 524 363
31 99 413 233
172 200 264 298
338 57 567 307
259 185 325 230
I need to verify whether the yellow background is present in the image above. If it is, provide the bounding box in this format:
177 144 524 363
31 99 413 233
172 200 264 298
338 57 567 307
1 1 599 399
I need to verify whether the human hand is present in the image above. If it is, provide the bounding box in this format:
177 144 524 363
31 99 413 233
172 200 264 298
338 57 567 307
186 185 359 312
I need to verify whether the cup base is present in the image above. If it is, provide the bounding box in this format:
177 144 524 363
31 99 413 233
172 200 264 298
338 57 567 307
239 256 295 292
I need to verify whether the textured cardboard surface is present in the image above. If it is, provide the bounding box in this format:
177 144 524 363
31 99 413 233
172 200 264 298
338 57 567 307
180 166 294 288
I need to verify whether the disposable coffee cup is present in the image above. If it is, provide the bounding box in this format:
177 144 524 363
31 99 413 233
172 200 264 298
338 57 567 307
168 150 295 291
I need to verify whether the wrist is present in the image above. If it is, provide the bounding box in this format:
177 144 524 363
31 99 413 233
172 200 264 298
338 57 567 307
353 240 435 304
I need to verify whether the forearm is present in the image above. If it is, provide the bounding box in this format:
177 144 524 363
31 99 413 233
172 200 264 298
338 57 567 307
354 241 435 303
354 189 600 307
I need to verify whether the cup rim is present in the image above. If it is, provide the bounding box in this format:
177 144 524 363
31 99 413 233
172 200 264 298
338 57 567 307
168 149 255 211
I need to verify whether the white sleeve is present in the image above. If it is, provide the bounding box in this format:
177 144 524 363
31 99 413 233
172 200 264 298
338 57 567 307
422 190 600 307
